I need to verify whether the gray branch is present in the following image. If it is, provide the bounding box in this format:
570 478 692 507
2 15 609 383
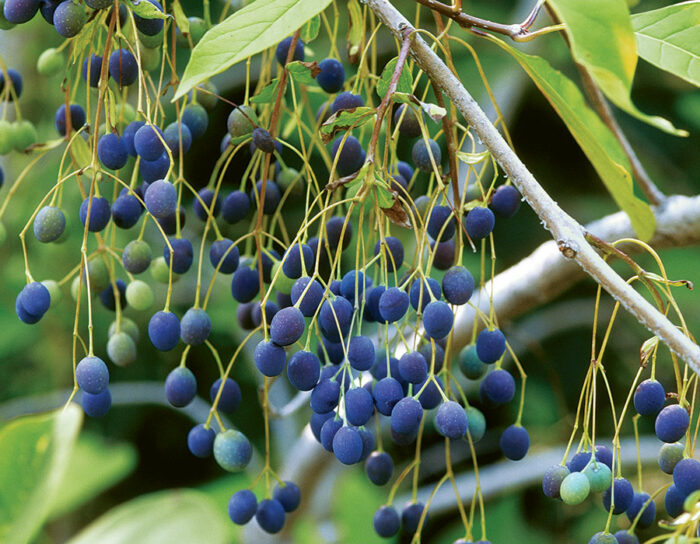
367 0 700 372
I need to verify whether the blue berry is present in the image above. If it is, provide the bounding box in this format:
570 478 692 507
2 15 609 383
290 277 323 317
333 426 364 465
165 367 196 407
423 301 453 339
181 103 209 139
374 236 404 272
332 91 364 113
391 397 423 435
331 135 364 177
192 188 219 221
214 429 252 472
287 350 320 391
249 179 280 215
476 328 506 363
82 54 103 87
396 161 414 182
626 492 655 528
76 356 109 394
435 401 468 439
163 122 192 156
209 238 239 274
319 296 353 343
134 0 163 35
320 416 343 451
97 133 128 170
409 278 441 312
273 481 301 513
378 287 409 322
317 58 345 93
254 340 286 377
17 282 51 322
252 301 279 328
673 458 700 496
81 389 111 418
145 180 177 219
148 311 180 351
282 243 314 279
228 489 257 525
210 377 242 413
427 205 455 242
614 531 639 544
255 498 285 534
231 267 259 303
123 121 145 156
80 196 111 232
491 185 521 217
163 237 193 274
373 505 400 538
480 368 515 405
416 377 444 410
634 379 665 416
140 153 171 182
108 48 138 86
222 190 250 223
269 306 305 346
310 411 333 443
588 533 618 544
542 464 570 499
134 124 165 161
325 216 353 251
394 104 422 138
187 424 215 457
655 405 690 443
311 379 341 414
442 266 474 305
111 193 141 229
251 127 277 153
345 387 374 426
33 206 66 243
180 307 211 345
401 502 426 534
373 377 404 416
412 139 441 172
99 279 127 311
500 425 530 460
348 335 375 371
3 0 39 24
665 484 684 518
398 352 428 384
55 103 85 136
276 36 304 65
602 477 634 514
366 451 393 486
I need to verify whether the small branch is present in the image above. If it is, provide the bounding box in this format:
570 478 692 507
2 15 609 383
367 0 700 373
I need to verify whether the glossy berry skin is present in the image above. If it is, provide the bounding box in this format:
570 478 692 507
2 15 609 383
228 489 257 525
394 104 422 138
122 240 152 274
82 54 103 87
290 277 323 317
658 442 685 474
427 205 455 242
108 49 138 86
231 267 259 303
276 36 304 64
317 58 345 93
333 426 364 465
412 139 441 172
410 278 441 312
500 425 530 461
269 306 305 346
145 180 177 219
347 336 375 371
491 185 521 217
134 0 163 35
81 389 111 418
164 237 194 274
374 505 400 538
180 308 211 345
112 193 142 229
122 121 145 156
80 196 111 232
401 502 426 534
673 458 700 497
134 124 165 161
331 135 364 177
97 133 128 170
560 472 590 505
423 301 453 339
655 405 690 443
187 424 216 458
399 352 428 385
214 429 252 472
435 401 468 439
54 104 85 136
319 297 353 343
148 311 180 351
366 451 393 486
256 499 285 534
480 369 515 405
208 238 239 275
141 153 171 182
633 379 665 416
273 481 301 513
602 477 634 514
373 377 404 416
332 91 364 113
378 287 409 323
391 397 423 435
4 0 40 23
222 190 250 223
626 492 655 528
53 0 85 37
464 207 495 240
287 350 320 391
249 180 281 215
181 103 209 139
374 236 404 272
665 484 684 518
76 356 109 394
209 378 241 413
542 464 570 499
33 206 65 243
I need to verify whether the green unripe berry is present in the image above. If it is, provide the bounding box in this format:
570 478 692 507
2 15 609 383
116 102 136 125
139 29 164 49
109 317 140 342
41 280 62 308
583 461 612 493
176 17 207 47
71 276 82 301
37 48 64 76
140 46 161 72
126 280 154 310
227 105 258 139
271 261 294 294
107 331 137 367
12 120 37 152
83 258 110 292
151 256 180 284
276 167 302 195
213 429 252 472
560 472 590 505
192 80 218 111
0 120 14 155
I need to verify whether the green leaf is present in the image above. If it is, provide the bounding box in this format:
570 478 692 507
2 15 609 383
631 1 700 87
70 134 92 167
0 406 82 544
320 107 375 143
301 14 320 43
130 0 169 20
66 489 232 544
346 0 364 64
174 0 333 100
456 150 490 165
286 60 319 85
171 0 190 34
48 432 138 519
547 0 686 135
376 56 413 99
250 78 280 104
486 36 656 240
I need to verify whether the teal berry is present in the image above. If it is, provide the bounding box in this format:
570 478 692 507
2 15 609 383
466 406 486 442
107 331 137 367
588 533 619 544
213 429 252 472
560 472 590 505
459 344 487 380
583 461 612 493
658 442 685 474
33 206 66 243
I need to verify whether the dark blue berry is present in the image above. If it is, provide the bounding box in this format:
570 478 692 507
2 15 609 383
76 356 109 394
269 306 305 346
275 36 304 65
435 401 467 439
273 481 301 513
365 451 393 486
163 237 194 274
249 179 280 215
423 301 453 339
181 103 209 139
331 135 364 177
210 238 239 274
310 411 333 443
140 153 171 182
317 58 345 93
99 279 126 311
480 368 515 405
319 296 353 343
180 307 211 345
165 367 197 408
80 196 111 232
222 190 250 223
476 328 506 363
53 0 85 37
145 180 177 219
163 122 192 156
374 236 404 272
416 377 443 410
254 340 286 377
398 352 428 384
81 389 111 417
187 424 215 457
134 0 163 35
122 121 145 156
373 505 400 538
228 489 257 525
390 397 423 435
82 54 103 88
333 426 364 465
347 335 375 371
55 103 85 136
442 266 474 305
251 127 277 153
320 416 342 451
134 124 165 161
209 377 241 413
626 492 655 528
602 477 634 514
655 405 690 443
665 484 684 518
282 243 314 279
345 387 374 426
148 310 180 351
332 91 364 113
311 379 341 414
290 276 323 316
673 458 700 496
231 267 259 303
108 49 138 86
427 205 455 242
500 425 530 460
373 377 404 416
491 185 521 217
412 139 441 172
287 350 320 391
634 379 665 416
542 464 570 499
401 502 426 534
18 281 51 318
409 278 441 312
255 499 285 534
111 193 141 229
4 0 39 24
98 133 128 170
378 287 409 322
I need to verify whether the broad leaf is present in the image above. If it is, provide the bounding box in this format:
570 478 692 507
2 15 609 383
632 1 700 87
174 0 333 100
301 14 320 43
171 0 190 35
320 107 375 143
286 60 321 85
547 0 685 135
130 0 168 20
250 78 280 104
67 489 232 544
486 36 656 240
0 406 82 544
346 0 364 64
376 57 413 99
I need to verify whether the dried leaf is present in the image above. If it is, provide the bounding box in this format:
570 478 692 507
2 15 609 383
381 197 411 229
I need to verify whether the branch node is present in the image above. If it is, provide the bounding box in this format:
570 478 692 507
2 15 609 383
557 239 578 259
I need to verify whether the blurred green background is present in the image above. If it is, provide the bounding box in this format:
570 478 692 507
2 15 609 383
0 0 698 542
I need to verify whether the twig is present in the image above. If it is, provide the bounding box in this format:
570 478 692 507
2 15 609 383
367 0 700 373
